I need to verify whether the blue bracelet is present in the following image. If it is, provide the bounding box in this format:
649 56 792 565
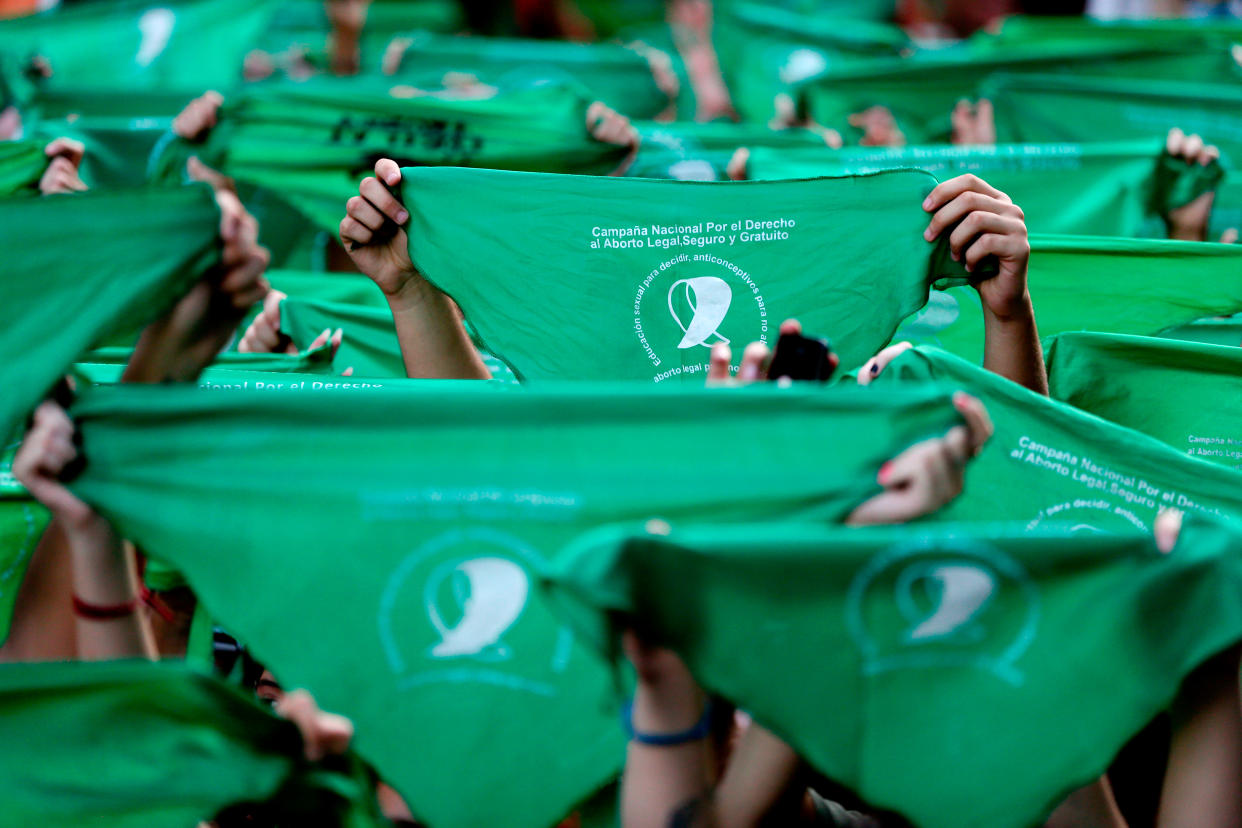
622 699 714 747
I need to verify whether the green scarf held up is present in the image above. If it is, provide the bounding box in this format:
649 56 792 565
71 344 338 387
276 295 519 383
628 121 832 181
746 140 1223 239
1160 314 1242 348
791 44 1235 147
0 0 275 91
870 346 1242 532
1046 332 1242 471
401 166 983 381
0 659 384 827
0 185 220 445
546 516 1242 828
897 235 1242 365
384 32 673 120
987 74 1242 164
149 78 630 236
67 380 965 828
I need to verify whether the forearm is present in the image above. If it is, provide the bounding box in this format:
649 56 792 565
622 682 716 828
67 516 155 660
386 279 492 380
714 724 805 828
981 296 1047 396
122 285 239 384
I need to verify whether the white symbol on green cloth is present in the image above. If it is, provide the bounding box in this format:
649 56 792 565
669 276 733 349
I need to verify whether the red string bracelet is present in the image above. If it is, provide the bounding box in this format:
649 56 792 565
72 595 137 620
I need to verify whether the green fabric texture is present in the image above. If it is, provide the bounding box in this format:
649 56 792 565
546 516 1242 828
629 122 830 181
987 74 1242 164
977 15 1242 58
746 140 1223 238
385 32 672 120
67 380 964 828
277 295 519 383
0 658 383 827
0 440 50 646
871 346 1242 531
897 235 1242 364
0 185 219 445
713 4 908 123
0 0 275 91
267 269 388 309
150 78 629 235
401 166 981 381
793 46 1234 147
72 345 338 386
1046 332 1242 470
1160 314 1242 348
0 138 46 195
260 0 462 62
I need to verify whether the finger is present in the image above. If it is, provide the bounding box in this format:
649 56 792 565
941 424 972 468
44 137 85 167
726 147 749 181
341 366 355 376
307 328 333 351
952 392 993 454
359 176 408 225
1200 144 1220 166
737 341 770 383
585 100 607 132
856 341 913 385
1181 133 1204 162
330 328 343 356
338 215 373 246
778 318 802 336
963 231 1028 273
374 158 402 188
1221 228 1239 244
707 343 732 384
1155 508 1183 554
947 211 1024 259
345 195 386 231
925 191 1019 242
923 174 1007 214
1167 127 1186 156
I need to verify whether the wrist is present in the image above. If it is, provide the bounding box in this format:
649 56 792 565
632 681 708 735
383 270 437 308
982 291 1035 325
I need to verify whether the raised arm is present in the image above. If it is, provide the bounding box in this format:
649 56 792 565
12 401 154 661
923 174 1047 396
339 158 491 380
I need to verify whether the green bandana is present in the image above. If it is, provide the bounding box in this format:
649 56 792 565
385 32 672 120
898 235 1242 364
0 185 219 445
870 346 1242 531
0 659 383 827
71 345 338 387
67 380 964 828
276 296 519 383
547 516 1242 828
402 166 979 381
746 140 1223 238
629 121 832 181
0 0 274 91
987 74 1242 164
150 78 630 236
266 269 388 309
1046 332 1242 470
793 45 1232 147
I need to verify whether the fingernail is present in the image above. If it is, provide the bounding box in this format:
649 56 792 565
951 250 959 261
869 362 879 376
923 227 933 241
922 197 932 210
396 209 409 224
878 462 893 485
964 262 973 273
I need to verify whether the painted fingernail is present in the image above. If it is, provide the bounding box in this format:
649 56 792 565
396 209 409 224
878 462 893 485
869 362 879 376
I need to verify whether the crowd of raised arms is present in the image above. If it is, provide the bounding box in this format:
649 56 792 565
5 0 1242 826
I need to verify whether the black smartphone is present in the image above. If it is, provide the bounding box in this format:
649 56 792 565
767 332 835 382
